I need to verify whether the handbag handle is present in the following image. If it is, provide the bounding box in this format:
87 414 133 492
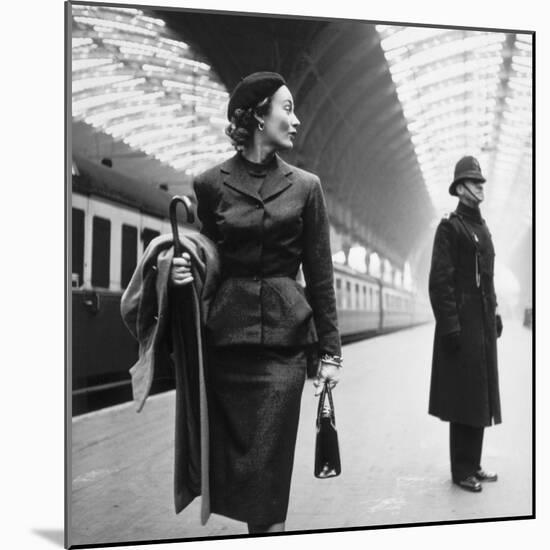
316 382 336 427
169 195 195 256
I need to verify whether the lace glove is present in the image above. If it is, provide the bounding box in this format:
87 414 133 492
313 354 342 396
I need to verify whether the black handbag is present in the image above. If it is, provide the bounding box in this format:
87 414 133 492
314 382 342 478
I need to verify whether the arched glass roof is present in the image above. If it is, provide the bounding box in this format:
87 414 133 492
71 5 234 176
70 8 532 270
377 26 532 251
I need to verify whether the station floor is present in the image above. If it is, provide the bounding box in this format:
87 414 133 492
69 320 532 547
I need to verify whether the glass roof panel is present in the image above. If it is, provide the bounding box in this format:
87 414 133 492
71 4 233 176
377 26 532 249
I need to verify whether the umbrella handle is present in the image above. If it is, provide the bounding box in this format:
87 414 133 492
169 195 195 257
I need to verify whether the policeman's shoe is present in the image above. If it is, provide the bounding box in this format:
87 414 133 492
454 476 482 492
475 468 498 482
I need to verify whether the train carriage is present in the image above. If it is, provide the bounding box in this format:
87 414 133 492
71 156 430 414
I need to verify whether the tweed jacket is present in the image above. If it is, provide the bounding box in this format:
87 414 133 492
120 230 220 522
193 153 341 357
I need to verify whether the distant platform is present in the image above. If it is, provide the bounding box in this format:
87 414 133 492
69 321 533 547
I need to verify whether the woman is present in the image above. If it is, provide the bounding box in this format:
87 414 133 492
171 72 342 534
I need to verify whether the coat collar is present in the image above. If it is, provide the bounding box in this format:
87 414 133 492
456 201 484 224
220 153 294 202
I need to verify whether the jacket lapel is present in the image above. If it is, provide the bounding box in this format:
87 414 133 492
261 156 293 201
221 154 261 201
221 154 293 202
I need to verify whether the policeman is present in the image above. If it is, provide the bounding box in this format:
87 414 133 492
428 155 503 493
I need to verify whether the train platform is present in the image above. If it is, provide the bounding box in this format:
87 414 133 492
69 320 532 547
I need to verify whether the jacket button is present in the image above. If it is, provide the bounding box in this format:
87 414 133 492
256 203 262 209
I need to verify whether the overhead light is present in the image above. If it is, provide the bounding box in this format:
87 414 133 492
73 90 146 113
74 15 157 37
72 57 114 71
72 73 137 94
72 4 231 175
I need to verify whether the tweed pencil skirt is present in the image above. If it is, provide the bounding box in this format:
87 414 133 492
207 344 307 524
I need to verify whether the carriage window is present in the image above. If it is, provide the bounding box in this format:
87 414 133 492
355 283 360 309
92 216 111 288
72 208 85 288
346 281 351 310
362 285 367 309
142 227 160 251
335 278 342 309
121 224 138 290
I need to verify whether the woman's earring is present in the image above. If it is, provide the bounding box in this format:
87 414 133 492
257 120 265 131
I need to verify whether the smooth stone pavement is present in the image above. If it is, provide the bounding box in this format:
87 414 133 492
69 320 532 546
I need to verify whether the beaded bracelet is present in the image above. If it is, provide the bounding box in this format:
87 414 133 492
320 353 343 368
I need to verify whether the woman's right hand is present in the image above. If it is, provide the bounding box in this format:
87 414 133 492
170 252 194 286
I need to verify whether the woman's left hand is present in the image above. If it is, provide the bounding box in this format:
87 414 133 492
313 361 341 396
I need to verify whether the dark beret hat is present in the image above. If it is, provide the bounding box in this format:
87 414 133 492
227 71 286 120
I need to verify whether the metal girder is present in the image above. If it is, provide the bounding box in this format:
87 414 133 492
312 79 403 166
289 22 356 106
291 29 385 161
316 103 408 192
324 193 403 265
154 10 327 92
276 22 435 261
128 11 434 265
315 110 429 260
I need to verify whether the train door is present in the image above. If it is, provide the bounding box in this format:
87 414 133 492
72 196 142 413
378 281 384 331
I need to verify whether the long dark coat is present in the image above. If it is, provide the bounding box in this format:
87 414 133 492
428 201 501 427
121 232 221 523
193 152 341 358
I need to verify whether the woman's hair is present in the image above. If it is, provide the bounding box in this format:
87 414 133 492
225 96 273 151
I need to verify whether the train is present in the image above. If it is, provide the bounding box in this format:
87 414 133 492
71 155 431 415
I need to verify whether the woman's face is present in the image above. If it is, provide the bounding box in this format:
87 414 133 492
259 85 300 150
